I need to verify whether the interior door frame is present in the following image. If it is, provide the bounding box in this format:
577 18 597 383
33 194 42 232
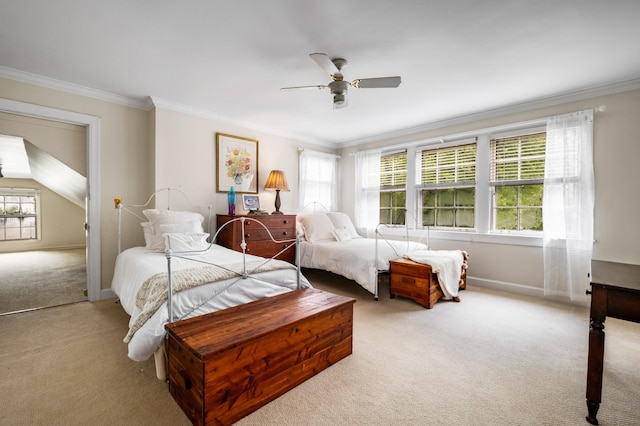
0 98 101 301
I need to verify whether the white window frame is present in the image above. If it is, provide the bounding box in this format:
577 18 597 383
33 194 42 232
415 139 477 230
298 149 339 212
369 119 547 247
489 128 546 233
0 188 41 241
379 150 407 225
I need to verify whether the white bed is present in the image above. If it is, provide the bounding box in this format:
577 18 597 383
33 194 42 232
297 212 427 299
111 189 311 379
112 244 310 363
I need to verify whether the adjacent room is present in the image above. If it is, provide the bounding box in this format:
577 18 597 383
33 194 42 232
1 1 639 425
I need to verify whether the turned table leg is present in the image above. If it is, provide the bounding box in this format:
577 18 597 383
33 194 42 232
586 315 605 425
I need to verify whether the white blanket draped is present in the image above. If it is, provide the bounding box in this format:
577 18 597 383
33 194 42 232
124 259 296 343
111 245 310 361
405 249 464 299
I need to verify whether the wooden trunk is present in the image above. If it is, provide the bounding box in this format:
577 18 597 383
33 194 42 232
165 288 355 425
389 255 467 309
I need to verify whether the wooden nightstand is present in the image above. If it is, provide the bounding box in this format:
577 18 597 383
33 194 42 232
215 214 296 263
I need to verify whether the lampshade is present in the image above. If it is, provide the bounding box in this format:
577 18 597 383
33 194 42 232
264 170 289 214
264 170 290 191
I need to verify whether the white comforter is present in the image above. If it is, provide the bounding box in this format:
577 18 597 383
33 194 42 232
111 245 311 361
299 237 427 295
406 249 464 299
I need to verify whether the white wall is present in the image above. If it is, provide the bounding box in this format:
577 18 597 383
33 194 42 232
3 74 639 301
338 88 640 299
153 107 305 218
0 113 87 252
0 177 85 253
0 76 151 291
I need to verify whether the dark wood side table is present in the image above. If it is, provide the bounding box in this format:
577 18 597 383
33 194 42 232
586 260 640 424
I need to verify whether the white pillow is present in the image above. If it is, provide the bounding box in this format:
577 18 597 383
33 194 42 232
297 213 336 243
143 209 205 252
141 222 153 249
327 212 359 238
331 228 352 242
163 232 210 252
143 209 204 227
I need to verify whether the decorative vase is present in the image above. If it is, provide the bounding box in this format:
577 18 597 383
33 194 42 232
227 186 236 215
234 174 243 185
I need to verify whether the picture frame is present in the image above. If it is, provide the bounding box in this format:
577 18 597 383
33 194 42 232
216 133 259 193
242 194 260 211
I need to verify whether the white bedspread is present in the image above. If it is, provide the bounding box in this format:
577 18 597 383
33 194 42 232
299 237 427 295
406 249 464 299
111 245 311 361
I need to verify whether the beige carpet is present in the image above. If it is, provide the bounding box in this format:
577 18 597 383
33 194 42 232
0 249 87 315
0 270 638 425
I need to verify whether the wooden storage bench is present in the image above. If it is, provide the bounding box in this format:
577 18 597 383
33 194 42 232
165 288 355 425
389 254 467 309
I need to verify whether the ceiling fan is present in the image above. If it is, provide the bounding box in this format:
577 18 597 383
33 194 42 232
281 53 401 109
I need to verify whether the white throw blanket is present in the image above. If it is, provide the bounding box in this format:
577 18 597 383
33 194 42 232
405 249 464 299
124 259 295 343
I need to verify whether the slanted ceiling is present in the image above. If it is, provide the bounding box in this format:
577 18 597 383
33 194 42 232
0 136 86 209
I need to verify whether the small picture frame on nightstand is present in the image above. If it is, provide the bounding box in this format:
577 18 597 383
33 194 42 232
242 194 260 212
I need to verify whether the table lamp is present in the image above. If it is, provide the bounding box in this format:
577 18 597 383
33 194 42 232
264 170 290 214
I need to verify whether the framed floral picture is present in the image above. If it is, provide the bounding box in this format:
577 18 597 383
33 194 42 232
216 133 259 193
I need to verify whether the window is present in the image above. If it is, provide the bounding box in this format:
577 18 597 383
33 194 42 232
0 189 38 241
355 117 551 242
490 132 546 231
417 142 476 229
379 151 406 225
298 149 338 212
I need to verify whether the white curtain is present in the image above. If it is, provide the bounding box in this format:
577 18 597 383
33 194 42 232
354 148 381 237
543 109 594 302
298 149 338 212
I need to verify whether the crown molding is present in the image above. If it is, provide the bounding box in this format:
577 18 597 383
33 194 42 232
147 96 336 148
3 66 639 150
0 66 148 110
337 77 640 148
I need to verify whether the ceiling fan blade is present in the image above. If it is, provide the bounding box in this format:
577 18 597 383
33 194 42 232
280 85 327 91
310 53 341 76
351 76 401 89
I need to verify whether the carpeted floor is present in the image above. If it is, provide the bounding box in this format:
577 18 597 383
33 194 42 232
0 269 638 425
0 249 87 315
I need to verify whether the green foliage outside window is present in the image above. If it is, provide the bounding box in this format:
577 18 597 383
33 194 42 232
491 132 545 232
422 188 475 228
379 152 407 225
380 191 406 225
494 184 543 231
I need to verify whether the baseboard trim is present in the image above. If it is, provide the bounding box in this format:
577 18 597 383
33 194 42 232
466 276 589 307
467 276 544 299
100 288 116 300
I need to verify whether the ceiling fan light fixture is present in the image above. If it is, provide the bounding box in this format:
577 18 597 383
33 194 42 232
333 94 346 106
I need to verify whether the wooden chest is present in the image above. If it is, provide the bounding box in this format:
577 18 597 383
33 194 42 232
165 288 355 425
389 256 467 309
216 214 296 263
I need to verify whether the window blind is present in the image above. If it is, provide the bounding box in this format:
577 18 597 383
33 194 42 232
380 151 407 189
416 142 476 188
490 132 545 185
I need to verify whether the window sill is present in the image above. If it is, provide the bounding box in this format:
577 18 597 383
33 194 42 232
378 227 543 247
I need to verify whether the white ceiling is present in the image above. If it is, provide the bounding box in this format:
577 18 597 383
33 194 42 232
2 0 640 147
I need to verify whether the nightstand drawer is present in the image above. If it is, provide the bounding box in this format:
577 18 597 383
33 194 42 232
241 226 293 241
216 214 297 263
